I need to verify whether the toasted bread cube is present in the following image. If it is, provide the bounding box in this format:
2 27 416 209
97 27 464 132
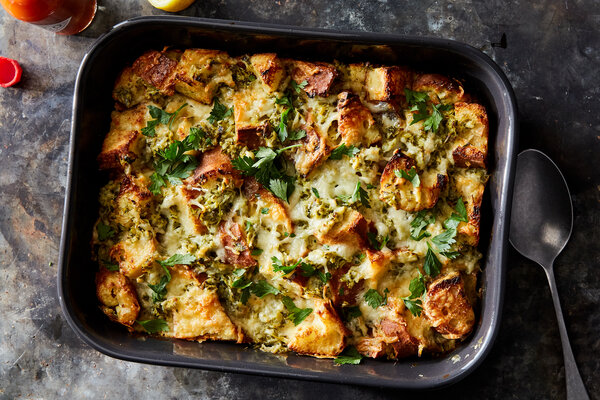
287 299 348 357
423 272 475 339
379 150 447 212
318 209 369 249
96 269 140 328
132 50 178 96
345 63 368 95
452 102 489 168
112 67 152 109
183 147 242 189
97 104 149 171
337 91 381 147
232 88 272 148
109 234 157 279
452 170 486 246
243 177 293 233
328 263 364 307
250 53 285 92
167 267 242 341
218 221 257 268
365 66 412 102
291 125 332 177
174 49 234 104
289 60 337 97
112 175 153 229
412 73 466 104
356 316 419 359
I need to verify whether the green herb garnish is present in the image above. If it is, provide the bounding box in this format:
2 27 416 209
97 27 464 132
282 296 313 325
329 143 359 160
137 319 169 333
334 346 364 365
207 97 233 124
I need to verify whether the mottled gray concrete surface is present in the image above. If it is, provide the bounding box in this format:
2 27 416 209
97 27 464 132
0 1 599 399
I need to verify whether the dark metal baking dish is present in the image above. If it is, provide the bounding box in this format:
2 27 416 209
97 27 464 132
58 16 518 390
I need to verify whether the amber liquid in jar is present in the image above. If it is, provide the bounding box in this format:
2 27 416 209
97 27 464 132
0 0 97 35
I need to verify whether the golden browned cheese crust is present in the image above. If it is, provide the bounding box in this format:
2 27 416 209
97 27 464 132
92 47 489 361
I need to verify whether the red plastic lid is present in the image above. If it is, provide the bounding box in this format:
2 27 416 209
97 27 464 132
0 56 23 88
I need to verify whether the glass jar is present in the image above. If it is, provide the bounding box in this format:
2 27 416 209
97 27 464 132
0 0 97 35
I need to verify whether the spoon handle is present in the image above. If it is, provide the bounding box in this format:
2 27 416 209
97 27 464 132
544 266 589 400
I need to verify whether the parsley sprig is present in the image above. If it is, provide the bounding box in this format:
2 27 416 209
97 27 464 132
282 296 313 326
338 181 370 208
403 272 426 316
410 211 435 240
231 269 281 304
141 103 188 137
207 98 233 124
149 132 202 195
137 319 169 333
275 93 306 142
148 254 195 302
394 166 420 187
334 346 364 365
232 145 300 202
329 143 359 160
404 88 452 133
367 232 389 250
364 288 389 309
290 80 308 93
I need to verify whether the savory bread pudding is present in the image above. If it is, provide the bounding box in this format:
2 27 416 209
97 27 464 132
92 47 488 363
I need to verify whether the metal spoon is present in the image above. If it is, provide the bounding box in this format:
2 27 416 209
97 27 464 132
509 149 589 400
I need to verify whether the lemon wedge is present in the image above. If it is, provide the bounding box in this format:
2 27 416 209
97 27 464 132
147 0 195 12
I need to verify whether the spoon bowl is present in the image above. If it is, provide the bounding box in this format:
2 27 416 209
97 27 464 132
509 149 588 400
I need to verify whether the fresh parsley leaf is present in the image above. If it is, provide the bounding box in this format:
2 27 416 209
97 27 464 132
245 220 253 231
298 263 331 283
366 183 376 189
334 346 364 365
311 187 320 198
367 232 389 250
394 167 421 187
339 182 370 208
364 288 389 309
142 104 188 136
232 145 300 202
149 133 203 194
287 129 307 141
137 319 168 333
97 222 115 241
404 88 429 105
232 268 252 289
404 88 452 133
149 173 167 195
440 251 461 259
282 296 313 325
269 178 289 202
272 257 301 274
208 98 233 124
431 229 456 252
291 80 308 93
329 144 360 160
251 248 263 256
424 245 442 277
277 108 292 142
343 306 362 321
275 94 293 107
401 270 426 316
250 280 280 298
102 260 119 271
444 197 469 228
158 254 195 267
260 207 269 214
403 298 423 317
410 211 435 241
148 274 170 302
408 272 426 299
240 287 251 304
